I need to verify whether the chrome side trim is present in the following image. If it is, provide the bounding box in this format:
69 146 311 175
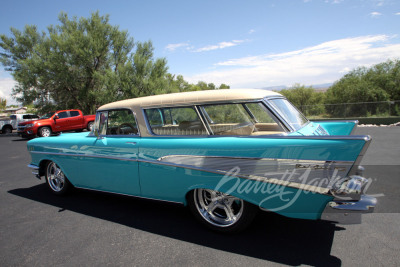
350 120 359 135
155 155 356 194
31 151 139 162
140 158 333 194
31 150 363 195
348 135 372 175
241 134 371 141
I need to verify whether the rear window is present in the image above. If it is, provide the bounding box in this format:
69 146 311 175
58 112 69 119
70 111 80 117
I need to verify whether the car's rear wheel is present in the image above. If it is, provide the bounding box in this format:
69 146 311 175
45 161 71 195
39 127 52 137
188 188 258 233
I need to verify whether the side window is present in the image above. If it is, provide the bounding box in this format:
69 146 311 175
32 115 39 119
144 107 207 136
201 102 284 136
23 115 30 119
10 115 16 120
58 112 69 119
245 103 275 123
70 111 80 117
145 109 163 126
95 109 138 136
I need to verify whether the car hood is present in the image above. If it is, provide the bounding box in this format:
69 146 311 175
18 118 45 126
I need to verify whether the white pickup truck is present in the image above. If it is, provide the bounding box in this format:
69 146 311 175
0 114 39 134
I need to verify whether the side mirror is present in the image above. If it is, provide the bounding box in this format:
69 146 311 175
54 115 59 120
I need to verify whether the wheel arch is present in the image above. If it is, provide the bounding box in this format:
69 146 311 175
38 158 74 186
183 182 260 208
2 124 13 132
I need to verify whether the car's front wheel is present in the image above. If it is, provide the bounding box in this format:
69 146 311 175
87 121 94 131
188 189 258 233
39 127 52 137
45 161 71 195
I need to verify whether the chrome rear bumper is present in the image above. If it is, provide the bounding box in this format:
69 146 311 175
321 174 377 224
321 195 377 224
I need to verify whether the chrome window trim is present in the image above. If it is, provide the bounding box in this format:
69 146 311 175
198 101 287 135
264 96 310 132
89 108 141 138
142 106 210 137
262 97 295 132
142 99 292 137
138 98 265 109
194 105 211 135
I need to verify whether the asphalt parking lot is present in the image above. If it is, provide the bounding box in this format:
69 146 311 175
0 127 399 266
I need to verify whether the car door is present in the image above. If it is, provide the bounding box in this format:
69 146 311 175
53 111 70 132
70 109 141 196
69 110 84 130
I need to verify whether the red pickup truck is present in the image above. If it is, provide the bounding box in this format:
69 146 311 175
18 109 95 138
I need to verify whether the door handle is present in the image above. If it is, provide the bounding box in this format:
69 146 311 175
126 142 137 145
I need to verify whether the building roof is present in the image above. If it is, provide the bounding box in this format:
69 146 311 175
4 107 27 112
98 89 282 110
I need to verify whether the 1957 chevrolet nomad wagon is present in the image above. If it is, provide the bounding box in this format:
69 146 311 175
27 89 376 232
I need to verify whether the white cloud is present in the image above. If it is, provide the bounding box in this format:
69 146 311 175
248 29 256 34
395 12 400 15
376 0 385 7
0 78 18 105
324 0 343 4
166 39 248 53
192 40 247 53
370 11 382 18
184 35 400 88
165 42 189 52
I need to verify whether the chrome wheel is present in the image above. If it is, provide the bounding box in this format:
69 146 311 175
46 162 66 192
194 189 244 227
39 127 51 137
87 122 94 131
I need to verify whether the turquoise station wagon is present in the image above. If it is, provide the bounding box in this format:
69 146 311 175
27 89 376 232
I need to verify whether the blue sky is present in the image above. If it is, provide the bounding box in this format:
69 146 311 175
1 0 400 104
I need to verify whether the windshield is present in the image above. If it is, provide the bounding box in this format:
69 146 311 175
40 112 55 120
268 98 308 131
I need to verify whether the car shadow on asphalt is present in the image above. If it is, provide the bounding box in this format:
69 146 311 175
9 184 343 266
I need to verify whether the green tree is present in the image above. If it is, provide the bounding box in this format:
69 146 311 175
280 84 325 116
325 60 399 117
0 98 6 110
0 12 169 114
